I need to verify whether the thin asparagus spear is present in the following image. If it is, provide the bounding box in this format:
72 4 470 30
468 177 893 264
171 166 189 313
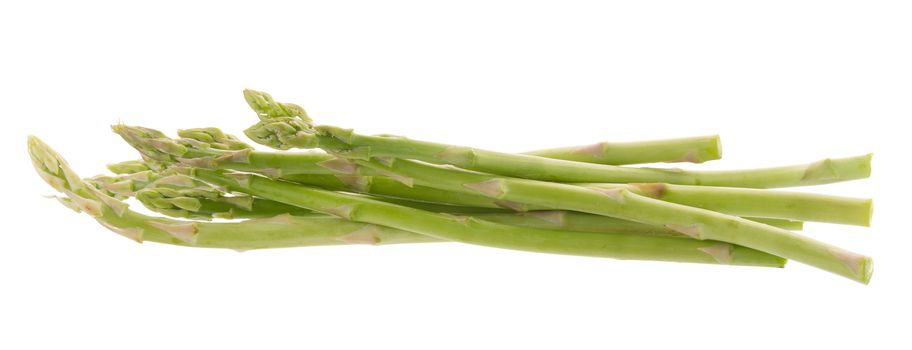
31 135 786 267
115 127 872 226
346 157 871 283
524 135 722 165
240 89 872 188
180 126 723 166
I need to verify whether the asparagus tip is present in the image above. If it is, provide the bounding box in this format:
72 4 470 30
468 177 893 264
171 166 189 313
242 89 309 120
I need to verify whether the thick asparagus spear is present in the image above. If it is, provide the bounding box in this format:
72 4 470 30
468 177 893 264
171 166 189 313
524 135 722 165
344 157 871 283
240 90 872 188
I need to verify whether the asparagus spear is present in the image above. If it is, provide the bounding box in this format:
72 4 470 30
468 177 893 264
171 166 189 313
181 126 724 166
240 89 872 188
113 125 872 226
343 156 871 283
524 135 722 165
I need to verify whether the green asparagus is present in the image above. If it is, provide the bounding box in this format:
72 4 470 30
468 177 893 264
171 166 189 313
28 88 877 284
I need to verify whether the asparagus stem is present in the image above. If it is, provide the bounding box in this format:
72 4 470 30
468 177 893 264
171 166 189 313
350 157 871 283
523 135 722 165
240 90 872 188
187 167 786 267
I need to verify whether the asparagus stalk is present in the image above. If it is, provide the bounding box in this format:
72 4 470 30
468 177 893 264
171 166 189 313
181 126 723 166
185 167 786 267
524 135 722 165
117 126 871 226
344 157 871 283
240 90 872 188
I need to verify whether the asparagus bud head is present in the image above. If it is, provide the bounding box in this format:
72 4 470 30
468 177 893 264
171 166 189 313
28 136 140 240
243 89 310 121
177 127 252 150
244 117 318 150
112 124 189 163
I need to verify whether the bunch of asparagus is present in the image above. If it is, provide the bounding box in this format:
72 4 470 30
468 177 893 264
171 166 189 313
28 90 875 283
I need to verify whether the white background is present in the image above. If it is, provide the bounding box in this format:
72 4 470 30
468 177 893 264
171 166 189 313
2 1 910 349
